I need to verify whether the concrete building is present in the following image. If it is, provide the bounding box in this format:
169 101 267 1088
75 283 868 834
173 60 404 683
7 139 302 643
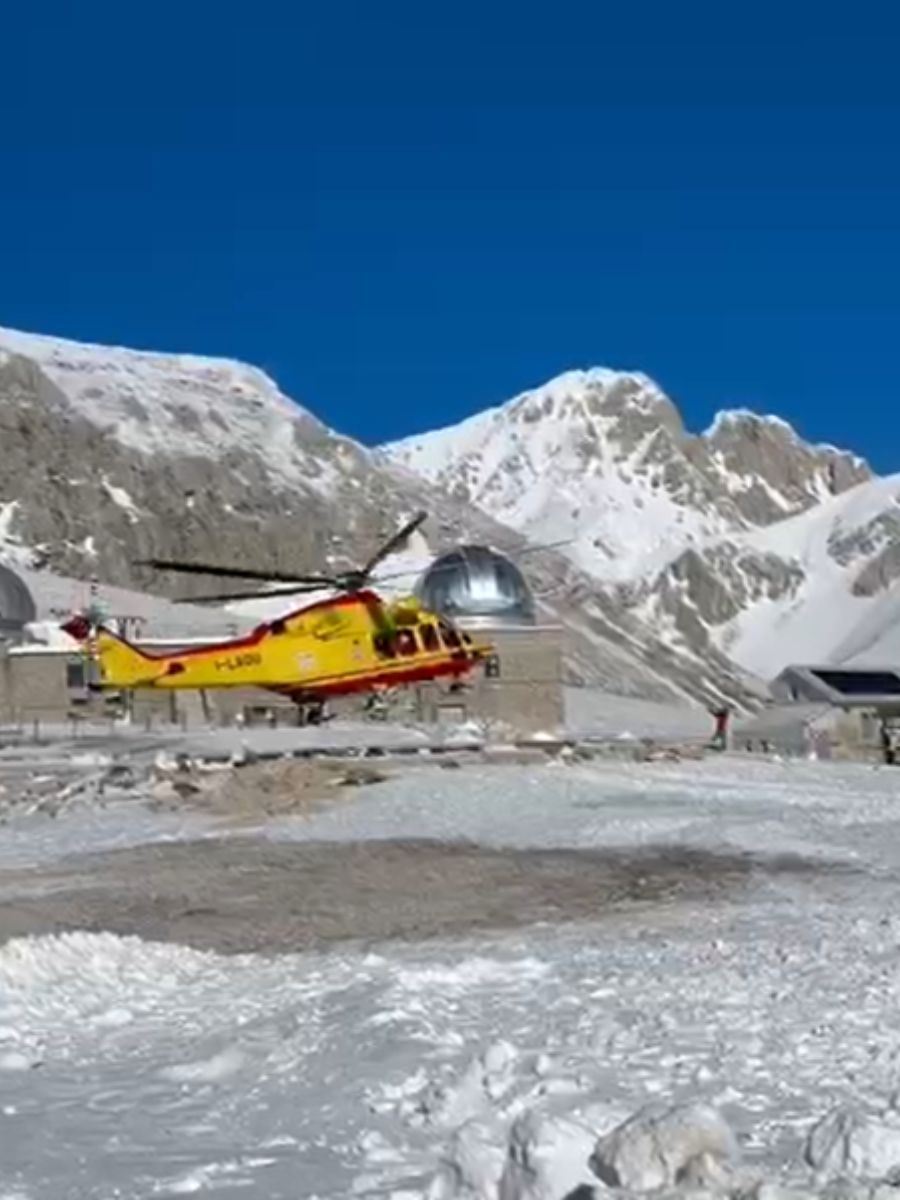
412 545 564 735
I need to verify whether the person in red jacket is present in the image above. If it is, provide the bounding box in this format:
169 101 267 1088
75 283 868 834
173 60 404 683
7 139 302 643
710 705 731 751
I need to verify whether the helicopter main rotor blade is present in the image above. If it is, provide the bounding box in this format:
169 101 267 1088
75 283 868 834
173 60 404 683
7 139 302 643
356 510 427 581
174 583 330 604
370 537 576 585
134 558 337 586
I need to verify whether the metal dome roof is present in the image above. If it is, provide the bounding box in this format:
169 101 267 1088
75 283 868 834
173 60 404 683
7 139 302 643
0 563 36 639
415 545 535 628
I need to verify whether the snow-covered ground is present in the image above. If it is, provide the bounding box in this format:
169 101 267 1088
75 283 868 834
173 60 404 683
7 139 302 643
563 689 713 743
3 755 900 1197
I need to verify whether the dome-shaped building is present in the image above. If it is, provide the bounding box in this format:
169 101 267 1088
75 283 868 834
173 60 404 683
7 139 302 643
415 545 535 629
0 564 36 642
412 544 563 735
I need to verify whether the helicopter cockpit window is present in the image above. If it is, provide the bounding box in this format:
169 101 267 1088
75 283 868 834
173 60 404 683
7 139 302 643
396 629 418 656
421 624 439 652
373 633 396 658
438 621 461 649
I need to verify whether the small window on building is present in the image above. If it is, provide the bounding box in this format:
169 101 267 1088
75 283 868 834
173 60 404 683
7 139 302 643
421 624 440 652
66 657 86 690
396 629 418 657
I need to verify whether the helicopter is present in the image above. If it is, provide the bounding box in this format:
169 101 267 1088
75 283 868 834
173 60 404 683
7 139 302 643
60 512 494 706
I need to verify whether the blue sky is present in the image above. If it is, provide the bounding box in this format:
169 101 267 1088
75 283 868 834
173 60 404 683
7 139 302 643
2 1 899 468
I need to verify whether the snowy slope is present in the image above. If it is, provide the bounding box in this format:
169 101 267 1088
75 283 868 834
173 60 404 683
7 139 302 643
0 325 346 492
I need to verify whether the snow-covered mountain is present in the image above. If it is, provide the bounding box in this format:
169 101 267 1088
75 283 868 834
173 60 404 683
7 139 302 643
386 370 870 583
384 369 900 678
0 327 760 709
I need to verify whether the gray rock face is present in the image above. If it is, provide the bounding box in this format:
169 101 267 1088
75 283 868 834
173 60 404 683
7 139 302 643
0 329 760 709
635 544 806 659
704 412 869 524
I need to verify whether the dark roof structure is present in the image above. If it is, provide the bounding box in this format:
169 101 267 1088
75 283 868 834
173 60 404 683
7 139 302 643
772 663 900 709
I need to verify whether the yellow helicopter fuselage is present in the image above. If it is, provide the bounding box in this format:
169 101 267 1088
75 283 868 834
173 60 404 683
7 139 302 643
65 590 490 701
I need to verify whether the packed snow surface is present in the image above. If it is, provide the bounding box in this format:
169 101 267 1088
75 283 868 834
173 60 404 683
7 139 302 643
3 754 900 1196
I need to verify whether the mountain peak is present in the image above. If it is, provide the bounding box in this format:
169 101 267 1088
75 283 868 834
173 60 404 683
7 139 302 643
705 408 798 439
384 366 872 585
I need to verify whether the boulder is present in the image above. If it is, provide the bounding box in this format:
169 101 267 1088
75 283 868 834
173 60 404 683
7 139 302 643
589 1101 738 1192
499 1109 598 1200
806 1107 900 1182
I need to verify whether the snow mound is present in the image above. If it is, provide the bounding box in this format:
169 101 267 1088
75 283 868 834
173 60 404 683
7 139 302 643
499 1109 599 1200
590 1101 738 1192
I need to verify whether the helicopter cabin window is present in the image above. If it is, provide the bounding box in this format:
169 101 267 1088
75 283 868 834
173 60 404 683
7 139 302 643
438 621 462 649
395 629 418 656
421 624 440 652
373 632 396 658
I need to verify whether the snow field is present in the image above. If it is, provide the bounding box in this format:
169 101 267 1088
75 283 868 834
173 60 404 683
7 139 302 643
0 757 899 1195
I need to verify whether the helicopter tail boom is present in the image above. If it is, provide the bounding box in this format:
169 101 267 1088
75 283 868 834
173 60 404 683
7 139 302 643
62 617 174 688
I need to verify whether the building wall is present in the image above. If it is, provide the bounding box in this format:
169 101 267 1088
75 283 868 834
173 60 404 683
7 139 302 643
0 650 70 723
417 625 565 734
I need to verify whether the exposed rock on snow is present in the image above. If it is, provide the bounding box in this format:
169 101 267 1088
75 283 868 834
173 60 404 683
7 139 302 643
805 1107 900 1183
589 1101 738 1192
499 1109 599 1200
427 1119 508 1199
418 1042 520 1131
